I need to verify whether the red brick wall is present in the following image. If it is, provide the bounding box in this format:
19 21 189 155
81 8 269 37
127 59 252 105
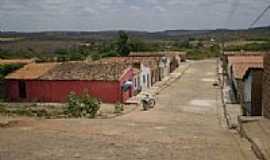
6 80 120 103
5 80 19 100
263 54 270 118
5 69 134 104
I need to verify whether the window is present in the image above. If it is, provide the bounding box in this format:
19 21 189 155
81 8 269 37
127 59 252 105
19 81 26 98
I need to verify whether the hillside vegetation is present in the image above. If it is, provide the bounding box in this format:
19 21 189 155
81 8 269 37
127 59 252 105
0 26 269 60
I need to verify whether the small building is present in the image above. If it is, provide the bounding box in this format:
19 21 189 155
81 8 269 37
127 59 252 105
227 55 263 86
226 55 263 104
96 57 158 92
224 51 265 64
232 63 263 116
129 51 184 79
5 62 134 103
0 59 35 100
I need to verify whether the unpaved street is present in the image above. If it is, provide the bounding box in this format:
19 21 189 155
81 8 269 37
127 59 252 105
0 59 256 160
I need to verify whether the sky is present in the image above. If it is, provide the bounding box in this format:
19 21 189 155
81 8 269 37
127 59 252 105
0 0 269 32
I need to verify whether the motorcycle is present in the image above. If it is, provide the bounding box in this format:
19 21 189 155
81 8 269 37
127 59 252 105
141 93 156 111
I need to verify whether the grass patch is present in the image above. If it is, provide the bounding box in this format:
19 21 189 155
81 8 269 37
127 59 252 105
0 104 66 119
114 103 124 114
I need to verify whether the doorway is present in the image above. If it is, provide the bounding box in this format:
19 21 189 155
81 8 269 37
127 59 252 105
19 81 27 99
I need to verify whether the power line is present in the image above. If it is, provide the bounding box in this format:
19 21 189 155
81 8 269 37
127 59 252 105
249 4 270 28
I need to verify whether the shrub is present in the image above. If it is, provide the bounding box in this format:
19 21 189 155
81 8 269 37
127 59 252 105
66 92 101 118
114 103 124 114
0 64 24 79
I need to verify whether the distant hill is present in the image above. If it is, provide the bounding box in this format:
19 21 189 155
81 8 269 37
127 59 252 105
0 26 270 41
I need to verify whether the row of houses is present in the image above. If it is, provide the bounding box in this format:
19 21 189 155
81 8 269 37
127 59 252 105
4 52 186 104
224 51 270 119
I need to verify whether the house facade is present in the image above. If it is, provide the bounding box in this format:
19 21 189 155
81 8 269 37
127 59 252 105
129 51 183 79
132 68 140 95
96 57 156 92
159 56 171 79
242 69 263 116
5 62 134 103
139 62 152 91
263 53 270 119
228 56 264 116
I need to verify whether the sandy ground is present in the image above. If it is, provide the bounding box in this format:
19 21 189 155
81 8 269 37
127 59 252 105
0 59 257 160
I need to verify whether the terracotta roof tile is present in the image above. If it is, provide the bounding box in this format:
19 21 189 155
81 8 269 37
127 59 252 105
133 68 140 75
40 62 131 81
228 56 263 65
5 62 59 80
96 57 160 70
225 51 266 56
233 63 263 79
130 51 186 57
0 59 34 65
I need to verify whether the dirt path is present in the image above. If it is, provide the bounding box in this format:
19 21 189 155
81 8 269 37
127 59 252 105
0 59 256 160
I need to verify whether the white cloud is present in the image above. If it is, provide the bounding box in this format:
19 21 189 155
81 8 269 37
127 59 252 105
0 0 269 31
130 5 142 11
153 6 166 12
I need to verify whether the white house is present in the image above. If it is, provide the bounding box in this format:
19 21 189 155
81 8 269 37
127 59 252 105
159 56 171 80
139 63 152 91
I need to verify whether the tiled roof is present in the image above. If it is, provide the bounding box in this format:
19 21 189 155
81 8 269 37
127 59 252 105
224 51 266 56
228 56 263 65
133 68 140 75
40 62 131 81
96 57 160 70
5 63 59 80
130 51 186 57
0 59 34 65
233 63 263 79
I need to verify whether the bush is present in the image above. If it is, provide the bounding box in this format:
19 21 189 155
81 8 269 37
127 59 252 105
0 64 24 79
225 41 270 51
114 103 124 114
66 92 101 118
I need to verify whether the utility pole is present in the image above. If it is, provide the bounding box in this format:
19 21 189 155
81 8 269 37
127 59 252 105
249 4 270 28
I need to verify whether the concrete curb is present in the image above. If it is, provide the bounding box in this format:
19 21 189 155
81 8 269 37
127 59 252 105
219 63 233 129
238 117 267 160
154 63 191 95
219 59 263 160
126 62 191 104
218 59 239 130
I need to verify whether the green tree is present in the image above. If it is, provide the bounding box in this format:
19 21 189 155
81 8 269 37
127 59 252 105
66 92 101 118
129 38 149 52
116 31 130 56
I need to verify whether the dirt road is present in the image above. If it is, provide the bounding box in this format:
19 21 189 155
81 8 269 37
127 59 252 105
0 59 256 160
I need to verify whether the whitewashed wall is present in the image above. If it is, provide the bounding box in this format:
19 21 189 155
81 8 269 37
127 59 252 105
140 64 152 91
159 57 171 79
244 73 252 114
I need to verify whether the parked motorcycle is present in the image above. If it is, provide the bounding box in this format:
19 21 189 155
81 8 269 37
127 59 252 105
141 93 156 111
